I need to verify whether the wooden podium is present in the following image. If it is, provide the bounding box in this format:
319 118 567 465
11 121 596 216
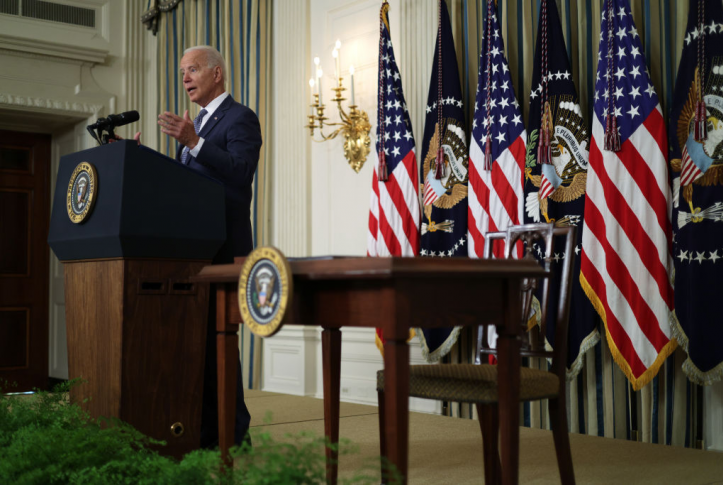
48 141 226 458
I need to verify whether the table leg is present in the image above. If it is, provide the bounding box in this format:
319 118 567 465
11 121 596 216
383 337 409 484
217 331 238 468
498 283 521 485
322 327 341 485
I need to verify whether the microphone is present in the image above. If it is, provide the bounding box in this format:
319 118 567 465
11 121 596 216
89 110 140 129
106 110 140 127
87 110 140 145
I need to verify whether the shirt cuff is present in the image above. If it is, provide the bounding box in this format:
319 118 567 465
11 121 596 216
189 138 204 157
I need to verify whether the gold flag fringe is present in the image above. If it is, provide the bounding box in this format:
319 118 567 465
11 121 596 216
671 310 723 386
417 326 462 363
579 273 678 391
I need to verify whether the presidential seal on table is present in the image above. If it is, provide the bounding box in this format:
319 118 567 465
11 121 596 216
237 246 292 337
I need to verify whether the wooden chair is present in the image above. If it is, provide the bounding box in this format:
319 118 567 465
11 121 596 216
376 223 577 484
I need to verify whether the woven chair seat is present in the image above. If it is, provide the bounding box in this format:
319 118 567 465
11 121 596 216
377 364 559 404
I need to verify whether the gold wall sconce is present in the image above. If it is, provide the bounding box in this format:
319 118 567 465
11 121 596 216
306 42 371 173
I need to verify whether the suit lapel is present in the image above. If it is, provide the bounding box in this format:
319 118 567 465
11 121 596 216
175 95 234 164
198 95 233 138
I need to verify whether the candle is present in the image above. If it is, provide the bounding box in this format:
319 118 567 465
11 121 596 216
313 57 321 105
349 65 355 105
313 56 320 95
332 49 339 81
335 40 341 83
316 68 323 105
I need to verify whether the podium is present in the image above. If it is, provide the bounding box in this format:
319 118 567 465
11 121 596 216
48 141 225 458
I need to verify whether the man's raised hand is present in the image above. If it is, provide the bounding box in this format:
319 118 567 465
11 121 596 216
158 110 199 149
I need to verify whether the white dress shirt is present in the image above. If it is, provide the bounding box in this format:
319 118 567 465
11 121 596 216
188 91 230 157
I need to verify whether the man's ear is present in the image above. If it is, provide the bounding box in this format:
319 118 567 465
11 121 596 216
215 66 223 83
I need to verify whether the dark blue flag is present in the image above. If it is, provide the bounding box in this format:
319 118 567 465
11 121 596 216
669 0 723 385
523 0 599 377
418 0 468 362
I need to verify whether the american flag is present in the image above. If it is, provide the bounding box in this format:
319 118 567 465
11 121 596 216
367 2 420 352
367 2 420 258
580 0 675 390
468 3 526 259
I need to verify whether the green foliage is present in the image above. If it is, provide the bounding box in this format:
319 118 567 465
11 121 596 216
0 380 395 484
526 129 539 168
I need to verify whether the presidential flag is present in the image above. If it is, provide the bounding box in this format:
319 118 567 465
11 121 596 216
523 0 598 377
417 0 467 362
368 1 420 352
468 0 525 260
580 0 675 390
669 0 723 385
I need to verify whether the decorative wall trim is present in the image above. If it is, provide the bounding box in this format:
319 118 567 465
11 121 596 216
0 93 102 116
0 33 108 64
0 47 85 65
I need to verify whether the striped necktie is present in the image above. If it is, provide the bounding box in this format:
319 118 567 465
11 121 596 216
180 108 207 165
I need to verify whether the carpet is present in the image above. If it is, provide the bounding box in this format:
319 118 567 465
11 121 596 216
245 390 723 484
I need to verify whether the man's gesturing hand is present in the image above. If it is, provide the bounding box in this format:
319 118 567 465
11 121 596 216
158 110 200 149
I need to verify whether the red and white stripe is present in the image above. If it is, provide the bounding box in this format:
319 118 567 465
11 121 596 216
539 174 555 200
680 145 704 187
581 106 675 389
367 149 421 257
467 134 526 259
423 177 439 206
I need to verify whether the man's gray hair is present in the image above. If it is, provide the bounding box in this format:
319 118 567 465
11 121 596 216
184 45 227 81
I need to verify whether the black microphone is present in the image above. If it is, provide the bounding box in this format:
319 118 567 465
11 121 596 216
106 110 140 127
89 110 140 129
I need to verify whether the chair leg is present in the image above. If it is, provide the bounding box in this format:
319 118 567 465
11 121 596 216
378 389 388 483
476 402 501 485
549 396 575 485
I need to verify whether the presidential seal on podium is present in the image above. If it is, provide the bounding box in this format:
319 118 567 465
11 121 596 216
66 161 98 224
238 246 292 337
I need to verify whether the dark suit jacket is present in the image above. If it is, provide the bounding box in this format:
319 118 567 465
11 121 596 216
177 95 262 263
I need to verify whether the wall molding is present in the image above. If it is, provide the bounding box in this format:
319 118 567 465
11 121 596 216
0 93 102 116
0 34 108 64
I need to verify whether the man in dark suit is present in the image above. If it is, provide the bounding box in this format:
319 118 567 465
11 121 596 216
158 45 261 449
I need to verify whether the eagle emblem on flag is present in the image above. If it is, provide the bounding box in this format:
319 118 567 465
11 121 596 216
673 63 723 222
525 97 589 224
421 117 468 235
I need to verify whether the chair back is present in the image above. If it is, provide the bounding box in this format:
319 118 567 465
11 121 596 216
477 223 577 377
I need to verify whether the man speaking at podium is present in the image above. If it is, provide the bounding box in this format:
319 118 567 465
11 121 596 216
157 45 262 449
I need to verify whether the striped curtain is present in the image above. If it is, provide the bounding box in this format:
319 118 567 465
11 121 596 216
440 0 703 448
149 0 272 390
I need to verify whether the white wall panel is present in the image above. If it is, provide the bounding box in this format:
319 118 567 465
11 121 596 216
268 0 441 415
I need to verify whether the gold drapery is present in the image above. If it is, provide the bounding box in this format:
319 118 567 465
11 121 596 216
150 0 271 390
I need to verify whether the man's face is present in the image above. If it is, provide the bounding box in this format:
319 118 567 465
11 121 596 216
180 50 221 107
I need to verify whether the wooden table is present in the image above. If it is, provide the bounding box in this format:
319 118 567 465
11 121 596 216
193 256 545 484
